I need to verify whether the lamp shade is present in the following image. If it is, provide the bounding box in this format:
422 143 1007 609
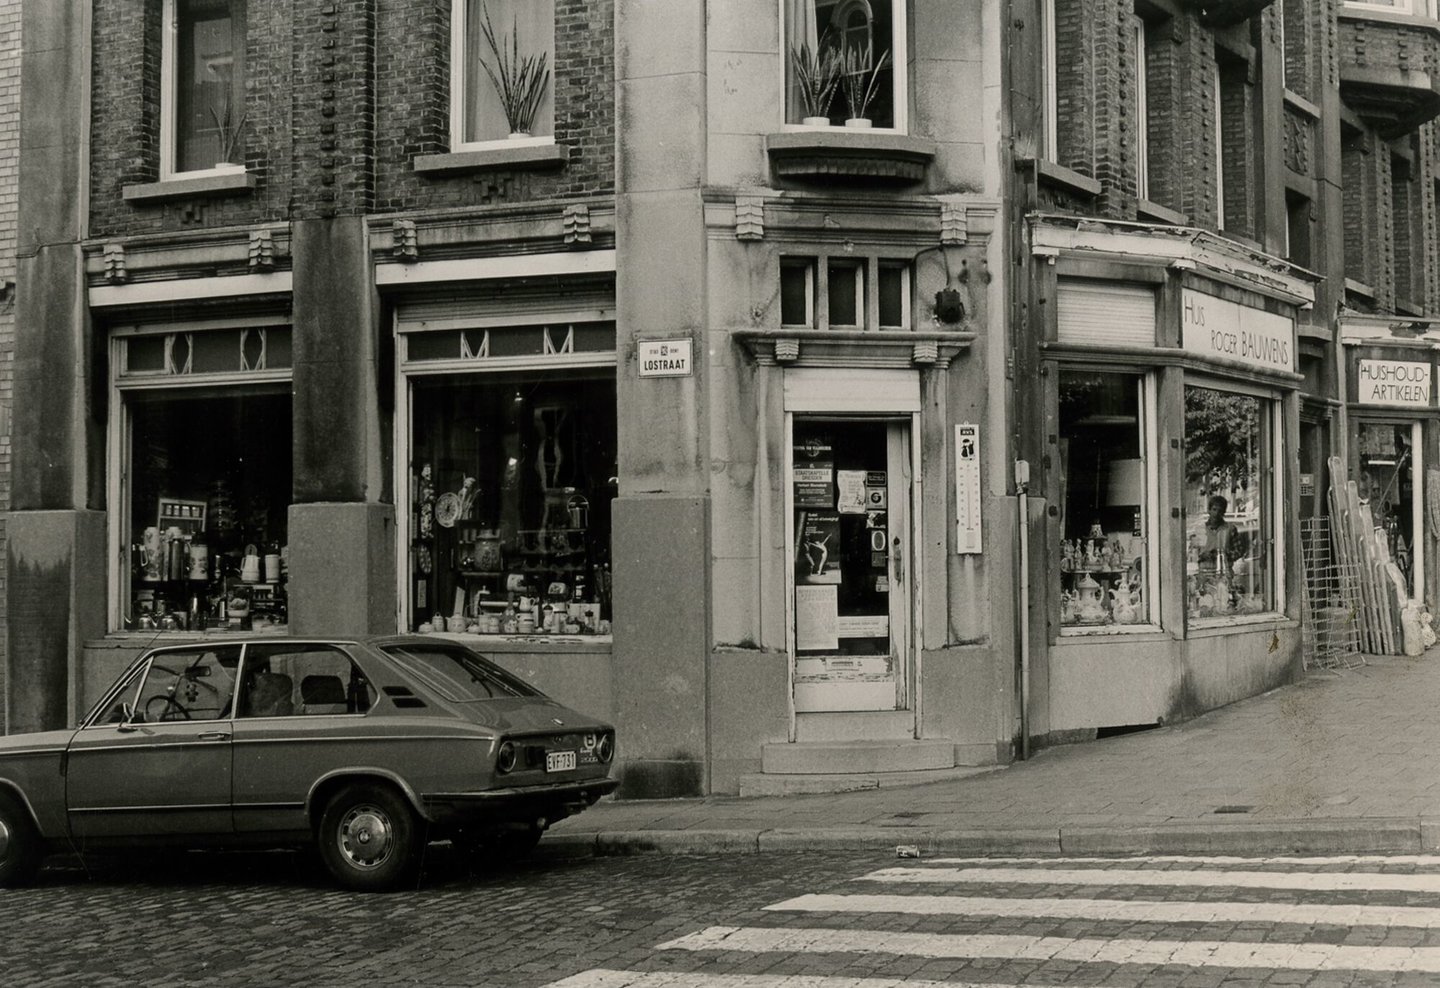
1106 458 1145 507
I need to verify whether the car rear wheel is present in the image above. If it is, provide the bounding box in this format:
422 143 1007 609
317 783 422 892
0 792 41 887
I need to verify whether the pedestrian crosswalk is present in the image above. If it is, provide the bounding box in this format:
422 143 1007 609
543 853 1440 987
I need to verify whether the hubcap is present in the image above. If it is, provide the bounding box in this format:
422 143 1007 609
0 816 9 860
337 805 393 869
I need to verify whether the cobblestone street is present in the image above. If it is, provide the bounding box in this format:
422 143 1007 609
12 849 1440 986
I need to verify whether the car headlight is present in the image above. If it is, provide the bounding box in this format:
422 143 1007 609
497 740 517 774
595 732 614 764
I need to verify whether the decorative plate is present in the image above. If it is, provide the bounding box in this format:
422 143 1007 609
435 492 462 528
416 545 433 574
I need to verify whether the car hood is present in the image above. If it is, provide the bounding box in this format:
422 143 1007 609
448 697 612 734
0 727 75 756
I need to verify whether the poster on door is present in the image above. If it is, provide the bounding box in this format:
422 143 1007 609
793 438 834 508
796 511 842 584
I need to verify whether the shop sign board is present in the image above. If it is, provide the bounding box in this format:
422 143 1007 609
955 424 982 554
637 338 693 377
1356 359 1432 407
1180 289 1295 375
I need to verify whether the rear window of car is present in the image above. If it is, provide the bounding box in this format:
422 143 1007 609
380 643 543 701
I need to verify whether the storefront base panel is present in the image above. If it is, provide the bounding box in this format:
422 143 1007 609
708 646 789 794
1049 625 1302 732
921 645 1004 758
7 510 107 732
287 502 397 636
611 494 711 798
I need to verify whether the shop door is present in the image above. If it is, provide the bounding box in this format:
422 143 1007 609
790 418 912 713
1357 421 1425 601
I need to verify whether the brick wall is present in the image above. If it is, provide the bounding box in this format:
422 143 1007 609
0 0 15 734
91 0 615 236
374 0 615 212
1141 10 1220 224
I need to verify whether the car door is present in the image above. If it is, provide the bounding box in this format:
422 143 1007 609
66 645 240 840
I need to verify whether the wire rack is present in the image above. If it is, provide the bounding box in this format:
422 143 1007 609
1300 516 1365 670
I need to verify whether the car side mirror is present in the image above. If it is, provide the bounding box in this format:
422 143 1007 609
116 702 138 732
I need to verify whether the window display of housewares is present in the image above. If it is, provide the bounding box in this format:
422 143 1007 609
131 498 288 634
1059 530 1145 626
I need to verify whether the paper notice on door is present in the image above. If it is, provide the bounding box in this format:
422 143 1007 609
795 584 839 650
838 614 890 638
836 470 868 514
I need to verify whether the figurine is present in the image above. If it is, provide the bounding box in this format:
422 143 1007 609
417 463 435 539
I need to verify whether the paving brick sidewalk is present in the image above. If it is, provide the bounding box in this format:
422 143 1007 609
549 650 1440 857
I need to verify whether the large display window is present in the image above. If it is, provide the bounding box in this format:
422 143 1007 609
1184 384 1280 621
110 323 294 634
1057 370 1155 630
406 371 616 636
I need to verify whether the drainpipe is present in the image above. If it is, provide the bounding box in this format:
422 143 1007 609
1015 459 1031 760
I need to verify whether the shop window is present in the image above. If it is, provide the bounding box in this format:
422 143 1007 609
113 324 293 635
784 0 904 129
124 390 292 634
1184 385 1278 621
408 371 616 636
1058 371 1153 630
164 0 248 177
1358 422 1422 598
452 0 555 148
781 256 913 330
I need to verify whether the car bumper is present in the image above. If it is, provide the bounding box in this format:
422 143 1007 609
421 776 619 826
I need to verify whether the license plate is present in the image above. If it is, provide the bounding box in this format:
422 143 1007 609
546 750 577 773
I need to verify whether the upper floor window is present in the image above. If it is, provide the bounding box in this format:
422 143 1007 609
1344 0 1439 15
784 0 907 130
452 0 555 148
163 0 247 177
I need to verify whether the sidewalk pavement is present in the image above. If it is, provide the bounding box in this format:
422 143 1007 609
547 649 1440 858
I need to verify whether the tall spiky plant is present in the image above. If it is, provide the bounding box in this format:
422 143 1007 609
477 3 551 136
789 39 841 121
840 46 891 122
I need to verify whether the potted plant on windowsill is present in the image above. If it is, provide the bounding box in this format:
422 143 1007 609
789 39 841 126
840 46 891 128
478 2 550 139
208 103 248 172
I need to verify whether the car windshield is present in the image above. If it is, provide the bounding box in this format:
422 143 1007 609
380 642 542 701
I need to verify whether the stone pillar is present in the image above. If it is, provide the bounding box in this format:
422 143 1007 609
287 217 394 636
7 4 103 732
612 0 712 796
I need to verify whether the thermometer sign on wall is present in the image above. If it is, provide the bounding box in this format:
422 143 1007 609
955 423 982 555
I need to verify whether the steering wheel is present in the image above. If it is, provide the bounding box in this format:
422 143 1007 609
145 694 192 722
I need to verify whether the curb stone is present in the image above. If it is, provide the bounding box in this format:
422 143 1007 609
538 817 1440 859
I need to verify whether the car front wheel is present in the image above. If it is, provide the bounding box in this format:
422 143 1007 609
317 783 422 892
0 791 41 887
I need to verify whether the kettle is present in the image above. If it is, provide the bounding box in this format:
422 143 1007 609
240 544 261 583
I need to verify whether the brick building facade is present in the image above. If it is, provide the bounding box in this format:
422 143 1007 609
5 0 1440 797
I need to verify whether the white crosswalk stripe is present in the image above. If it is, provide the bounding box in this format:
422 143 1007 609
543 972 1104 988
767 891 1440 927
544 853 1440 987
656 926 1440 972
862 864 1440 892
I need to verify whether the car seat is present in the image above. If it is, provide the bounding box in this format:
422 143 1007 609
245 672 294 717
300 674 348 715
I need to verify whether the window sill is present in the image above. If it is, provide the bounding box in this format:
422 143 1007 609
424 631 611 654
1345 278 1377 303
1187 614 1297 636
414 143 569 176
1058 624 1166 640
765 130 935 185
1136 198 1188 226
123 170 257 204
1015 156 1102 199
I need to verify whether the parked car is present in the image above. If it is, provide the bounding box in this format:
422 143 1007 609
0 635 617 891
